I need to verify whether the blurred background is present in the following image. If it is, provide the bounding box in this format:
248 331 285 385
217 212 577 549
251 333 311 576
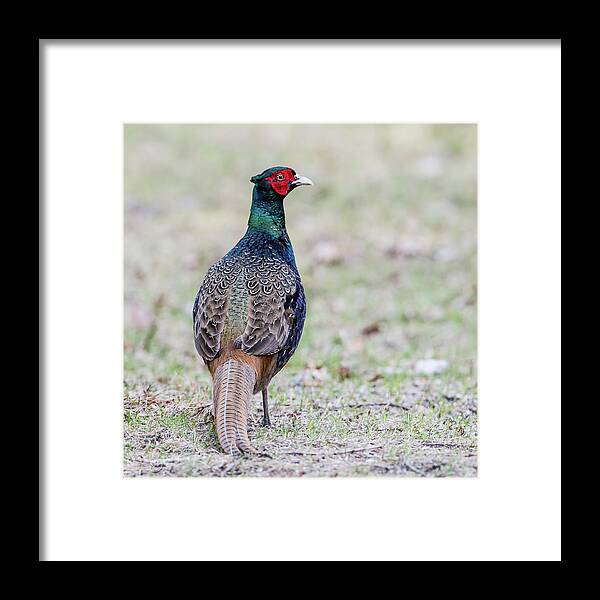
124 124 477 476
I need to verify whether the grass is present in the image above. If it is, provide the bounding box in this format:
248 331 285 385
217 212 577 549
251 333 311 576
124 124 477 477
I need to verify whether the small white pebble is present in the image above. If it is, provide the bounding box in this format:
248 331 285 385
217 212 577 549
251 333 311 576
414 359 449 375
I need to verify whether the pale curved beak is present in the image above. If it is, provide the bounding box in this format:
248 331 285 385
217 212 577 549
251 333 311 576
291 174 313 188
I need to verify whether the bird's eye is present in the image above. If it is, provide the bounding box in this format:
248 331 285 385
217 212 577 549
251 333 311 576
275 173 285 181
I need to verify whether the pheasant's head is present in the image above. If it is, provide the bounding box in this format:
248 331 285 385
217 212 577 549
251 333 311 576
251 166 313 197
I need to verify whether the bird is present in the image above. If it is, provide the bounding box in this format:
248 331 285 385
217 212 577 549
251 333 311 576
193 166 313 454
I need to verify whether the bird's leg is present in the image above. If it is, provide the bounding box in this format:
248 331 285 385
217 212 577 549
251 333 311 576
261 388 271 427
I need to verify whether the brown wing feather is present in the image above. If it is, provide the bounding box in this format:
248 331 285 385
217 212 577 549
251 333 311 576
193 256 240 360
240 259 296 356
195 255 296 360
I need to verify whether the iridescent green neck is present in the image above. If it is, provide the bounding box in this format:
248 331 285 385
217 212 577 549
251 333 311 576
247 187 287 237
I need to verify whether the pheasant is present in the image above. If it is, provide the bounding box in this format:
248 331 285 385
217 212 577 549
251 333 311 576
193 166 313 454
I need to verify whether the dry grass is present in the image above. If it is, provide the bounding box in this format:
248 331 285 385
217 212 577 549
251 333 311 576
124 124 477 477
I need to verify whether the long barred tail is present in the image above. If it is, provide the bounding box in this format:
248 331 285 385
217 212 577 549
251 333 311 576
213 358 257 454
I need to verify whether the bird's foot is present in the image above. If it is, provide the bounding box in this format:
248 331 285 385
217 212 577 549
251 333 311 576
261 417 272 428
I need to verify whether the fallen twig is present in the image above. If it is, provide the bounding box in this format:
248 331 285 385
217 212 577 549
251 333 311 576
278 444 385 458
421 441 476 449
403 461 427 476
346 402 409 410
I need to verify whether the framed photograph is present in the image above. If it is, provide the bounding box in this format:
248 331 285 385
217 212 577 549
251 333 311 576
41 40 561 561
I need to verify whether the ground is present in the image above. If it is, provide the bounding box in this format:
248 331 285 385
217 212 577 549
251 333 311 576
124 124 477 477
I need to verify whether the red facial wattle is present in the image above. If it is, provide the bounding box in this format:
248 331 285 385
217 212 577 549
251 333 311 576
266 169 295 196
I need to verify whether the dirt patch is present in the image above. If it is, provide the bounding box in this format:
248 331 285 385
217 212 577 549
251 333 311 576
124 372 477 477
